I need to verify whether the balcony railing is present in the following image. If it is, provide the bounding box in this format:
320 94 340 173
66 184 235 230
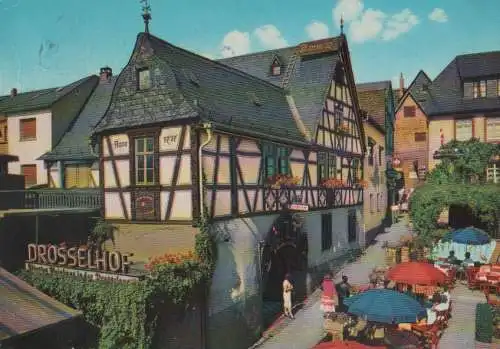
262 186 363 212
0 189 102 210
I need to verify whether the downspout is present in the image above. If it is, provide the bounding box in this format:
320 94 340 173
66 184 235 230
197 122 212 349
198 123 213 218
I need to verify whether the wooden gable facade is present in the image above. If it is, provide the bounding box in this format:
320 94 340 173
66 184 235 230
94 33 365 224
207 37 365 220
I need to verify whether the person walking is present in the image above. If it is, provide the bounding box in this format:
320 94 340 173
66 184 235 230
282 273 294 319
320 273 338 318
337 275 352 313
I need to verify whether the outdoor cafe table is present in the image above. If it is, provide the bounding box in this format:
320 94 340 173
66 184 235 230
476 264 500 284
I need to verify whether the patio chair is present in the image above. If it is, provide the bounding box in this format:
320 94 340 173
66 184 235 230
466 267 480 289
412 323 441 349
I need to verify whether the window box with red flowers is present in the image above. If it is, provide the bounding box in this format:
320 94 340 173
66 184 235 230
320 178 346 188
354 179 369 189
266 174 301 189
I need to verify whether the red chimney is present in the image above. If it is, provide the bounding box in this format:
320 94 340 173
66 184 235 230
99 67 112 82
10 88 17 97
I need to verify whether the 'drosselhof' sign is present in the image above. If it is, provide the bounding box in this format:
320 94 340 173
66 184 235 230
25 243 138 281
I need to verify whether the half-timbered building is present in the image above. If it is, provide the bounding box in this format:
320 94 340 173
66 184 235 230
92 29 365 349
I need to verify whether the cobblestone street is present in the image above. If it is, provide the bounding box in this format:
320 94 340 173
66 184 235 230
252 218 410 349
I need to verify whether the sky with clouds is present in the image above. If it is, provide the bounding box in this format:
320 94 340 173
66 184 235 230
0 0 499 95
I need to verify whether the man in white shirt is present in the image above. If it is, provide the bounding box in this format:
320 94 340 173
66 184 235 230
462 252 474 267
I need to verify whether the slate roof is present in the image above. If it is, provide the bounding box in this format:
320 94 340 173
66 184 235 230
40 76 117 161
218 38 342 137
396 70 431 113
0 76 95 115
0 267 81 342
356 81 391 128
95 33 306 144
423 51 500 116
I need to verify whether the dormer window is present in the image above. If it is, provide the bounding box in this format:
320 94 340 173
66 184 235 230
270 57 282 76
473 80 486 98
138 68 151 90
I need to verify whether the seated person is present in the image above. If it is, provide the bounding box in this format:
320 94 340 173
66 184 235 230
397 297 440 331
404 285 415 298
446 250 458 264
462 252 474 267
432 292 449 312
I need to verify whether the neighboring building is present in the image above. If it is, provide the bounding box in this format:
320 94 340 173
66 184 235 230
0 77 98 188
424 51 500 176
93 29 365 349
0 114 7 155
40 67 117 188
394 70 432 188
356 81 394 245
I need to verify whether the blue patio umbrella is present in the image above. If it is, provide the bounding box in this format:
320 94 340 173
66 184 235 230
442 227 490 245
343 289 426 324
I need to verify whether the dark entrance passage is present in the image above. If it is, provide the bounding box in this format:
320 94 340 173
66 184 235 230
260 211 308 327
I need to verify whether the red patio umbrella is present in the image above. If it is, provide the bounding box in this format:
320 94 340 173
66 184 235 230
386 262 447 285
313 340 387 349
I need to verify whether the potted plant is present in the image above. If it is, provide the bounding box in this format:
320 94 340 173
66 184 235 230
266 174 301 189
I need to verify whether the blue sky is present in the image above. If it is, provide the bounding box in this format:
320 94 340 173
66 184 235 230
0 0 499 95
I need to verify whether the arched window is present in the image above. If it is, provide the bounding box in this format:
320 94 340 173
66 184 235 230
270 56 282 76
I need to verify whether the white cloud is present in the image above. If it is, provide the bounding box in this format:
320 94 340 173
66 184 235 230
331 0 419 43
220 30 251 58
333 0 364 26
349 9 385 43
305 21 330 40
428 8 448 23
381 9 419 41
254 24 288 49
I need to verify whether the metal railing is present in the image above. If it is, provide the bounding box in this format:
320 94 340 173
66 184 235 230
0 189 102 210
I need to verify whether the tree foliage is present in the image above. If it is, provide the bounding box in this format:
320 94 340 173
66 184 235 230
409 183 500 247
427 138 499 184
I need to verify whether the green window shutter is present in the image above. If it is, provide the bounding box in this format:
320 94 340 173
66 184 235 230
263 144 276 178
278 147 290 174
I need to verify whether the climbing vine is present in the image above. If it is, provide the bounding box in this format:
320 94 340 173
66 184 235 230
19 200 217 349
409 183 500 247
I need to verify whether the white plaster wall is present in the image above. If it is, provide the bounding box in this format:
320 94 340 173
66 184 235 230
7 110 52 186
208 206 363 316
209 214 278 316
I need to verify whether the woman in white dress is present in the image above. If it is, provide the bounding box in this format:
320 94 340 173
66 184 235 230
283 273 294 319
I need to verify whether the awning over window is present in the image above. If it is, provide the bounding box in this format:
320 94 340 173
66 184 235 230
0 267 82 343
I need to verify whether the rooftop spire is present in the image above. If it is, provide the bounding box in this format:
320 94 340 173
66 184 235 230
340 15 344 35
140 0 152 33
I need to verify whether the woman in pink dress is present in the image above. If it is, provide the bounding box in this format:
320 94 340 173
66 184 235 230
320 273 338 317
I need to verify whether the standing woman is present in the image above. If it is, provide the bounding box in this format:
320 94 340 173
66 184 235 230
283 273 294 319
320 273 338 317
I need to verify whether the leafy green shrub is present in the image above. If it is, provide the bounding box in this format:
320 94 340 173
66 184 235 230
19 216 216 349
409 183 500 247
476 303 494 343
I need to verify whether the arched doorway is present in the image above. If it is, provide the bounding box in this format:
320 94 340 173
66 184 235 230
260 211 308 303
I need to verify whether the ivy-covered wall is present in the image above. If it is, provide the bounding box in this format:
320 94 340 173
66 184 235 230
18 214 216 349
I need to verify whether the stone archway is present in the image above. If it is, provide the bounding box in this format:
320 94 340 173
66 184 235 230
260 211 308 302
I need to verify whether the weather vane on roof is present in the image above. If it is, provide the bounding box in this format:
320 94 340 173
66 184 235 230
140 0 152 33
340 14 344 35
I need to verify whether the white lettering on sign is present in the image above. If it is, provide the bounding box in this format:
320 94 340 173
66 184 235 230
289 204 309 212
26 243 130 274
